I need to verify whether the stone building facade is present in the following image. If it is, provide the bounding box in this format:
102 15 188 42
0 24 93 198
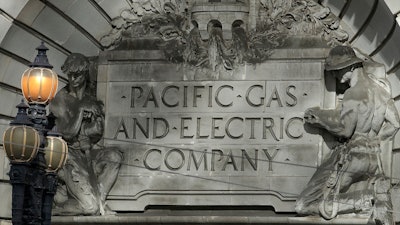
0 0 400 224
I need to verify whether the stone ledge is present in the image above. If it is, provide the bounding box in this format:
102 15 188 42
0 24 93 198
51 215 373 225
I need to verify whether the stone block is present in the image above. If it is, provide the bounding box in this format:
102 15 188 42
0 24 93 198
62 30 99 57
3 57 28 88
384 0 400 14
392 187 400 222
0 0 28 18
352 1 394 55
0 55 11 82
16 0 45 26
31 7 75 45
392 150 400 183
0 16 12 45
394 101 400 151
0 182 11 218
0 126 10 182
62 0 110 40
341 1 373 39
0 25 66 76
372 26 400 70
0 89 19 116
388 72 400 98
100 49 331 212
97 0 129 19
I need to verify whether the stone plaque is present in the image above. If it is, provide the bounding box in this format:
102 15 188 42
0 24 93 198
98 49 332 212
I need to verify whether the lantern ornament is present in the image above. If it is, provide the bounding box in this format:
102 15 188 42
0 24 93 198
21 68 58 104
2 42 67 225
44 136 68 172
3 126 40 163
21 42 58 104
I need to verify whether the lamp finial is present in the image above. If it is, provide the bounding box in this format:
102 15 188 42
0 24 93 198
29 42 53 69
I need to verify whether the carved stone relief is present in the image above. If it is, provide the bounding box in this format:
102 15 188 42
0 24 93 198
295 46 400 225
100 0 348 73
47 1 400 221
49 54 123 215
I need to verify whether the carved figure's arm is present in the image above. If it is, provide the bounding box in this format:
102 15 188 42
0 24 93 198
49 94 85 141
81 103 105 144
305 98 358 139
379 99 400 140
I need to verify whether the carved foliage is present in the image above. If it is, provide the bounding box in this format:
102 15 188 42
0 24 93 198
100 0 348 70
258 0 348 45
100 0 188 49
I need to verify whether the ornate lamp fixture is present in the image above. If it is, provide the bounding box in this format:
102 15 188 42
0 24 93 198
21 42 58 104
2 42 67 225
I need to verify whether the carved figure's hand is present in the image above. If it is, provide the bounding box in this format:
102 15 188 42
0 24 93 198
83 110 92 120
304 107 321 124
81 104 102 121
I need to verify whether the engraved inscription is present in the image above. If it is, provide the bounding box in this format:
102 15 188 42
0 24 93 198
106 81 321 173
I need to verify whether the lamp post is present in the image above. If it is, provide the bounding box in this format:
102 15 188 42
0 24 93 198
2 42 68 225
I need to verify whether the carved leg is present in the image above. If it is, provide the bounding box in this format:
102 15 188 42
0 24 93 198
337 152 378 193
373 198 394 225
295 200 320 216
295 150 340 216
55 163 100 215
95 148 122 202
52 189 99 216
52 199 85 216
93 148 122 215
320 190 374 218
53 183 68 206
372 177 394 225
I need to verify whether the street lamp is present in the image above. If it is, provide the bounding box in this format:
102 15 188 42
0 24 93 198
2 42 68 225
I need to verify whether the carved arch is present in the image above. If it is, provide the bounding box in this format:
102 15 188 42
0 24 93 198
207 20 223 33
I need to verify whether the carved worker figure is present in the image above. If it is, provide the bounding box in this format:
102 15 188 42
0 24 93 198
49 53 123 215
295 46 400 225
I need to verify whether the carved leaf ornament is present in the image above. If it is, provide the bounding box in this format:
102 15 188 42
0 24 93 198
101 0 348 70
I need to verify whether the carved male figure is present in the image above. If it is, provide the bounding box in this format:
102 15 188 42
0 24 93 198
295 46 399 224
49 53 122 215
